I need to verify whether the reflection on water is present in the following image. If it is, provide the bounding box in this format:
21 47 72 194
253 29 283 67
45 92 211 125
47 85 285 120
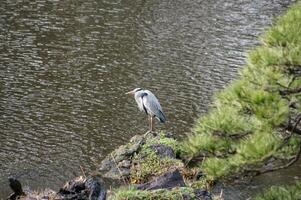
0 0 295 199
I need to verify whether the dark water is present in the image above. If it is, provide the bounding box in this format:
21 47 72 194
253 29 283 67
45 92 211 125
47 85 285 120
0 0 297 199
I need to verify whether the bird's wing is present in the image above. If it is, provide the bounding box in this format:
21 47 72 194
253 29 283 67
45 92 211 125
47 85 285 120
142 90 166 122
134 92 148 112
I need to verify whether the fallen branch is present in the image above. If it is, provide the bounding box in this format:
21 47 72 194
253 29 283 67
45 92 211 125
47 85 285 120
110 153 128 185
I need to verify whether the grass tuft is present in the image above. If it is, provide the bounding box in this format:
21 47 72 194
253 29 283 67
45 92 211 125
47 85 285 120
255 181 301 200
111 186 196 200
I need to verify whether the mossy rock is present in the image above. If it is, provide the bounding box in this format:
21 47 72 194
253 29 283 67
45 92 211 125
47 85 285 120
98 132 184 183
130 132 184 183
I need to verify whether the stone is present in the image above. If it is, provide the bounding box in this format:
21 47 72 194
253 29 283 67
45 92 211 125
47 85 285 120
104 167 131 180
135 169 185 190
149 144 175 158
118 160 131 168
98 134 145 180
58 176 106 200
181 189 212 200
85 176 107 200
194 189 212 200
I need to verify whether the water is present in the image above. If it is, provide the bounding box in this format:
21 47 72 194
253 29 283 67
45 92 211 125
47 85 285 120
0 0 296 199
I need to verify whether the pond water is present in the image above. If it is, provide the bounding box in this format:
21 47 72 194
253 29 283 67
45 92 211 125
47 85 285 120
0 0 297 199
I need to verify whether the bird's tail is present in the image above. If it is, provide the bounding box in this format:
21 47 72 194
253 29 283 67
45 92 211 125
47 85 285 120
156 110 166 123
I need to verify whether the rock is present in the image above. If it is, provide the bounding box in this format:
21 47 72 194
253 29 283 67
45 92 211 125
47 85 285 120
98 134 145 179
103 167 131 180
20 189 56 200
7 178 57 200
7 177 25 200
58 176 85 194
85 176 107 200
118 160 131 168
194 189 212 200
149 144 175 158
135 169 185 190
181 189 212 200
58 176 106 200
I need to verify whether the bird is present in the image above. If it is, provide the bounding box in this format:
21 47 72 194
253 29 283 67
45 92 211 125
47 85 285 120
8 177 25 200
126 88 166 132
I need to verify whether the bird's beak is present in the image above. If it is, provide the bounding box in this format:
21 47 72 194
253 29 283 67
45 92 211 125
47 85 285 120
125 90 134 95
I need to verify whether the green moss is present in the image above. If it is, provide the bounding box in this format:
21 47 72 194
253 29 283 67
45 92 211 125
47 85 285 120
111 186 196 200
146 132 181 154
181 1 301 182
255 181 301 200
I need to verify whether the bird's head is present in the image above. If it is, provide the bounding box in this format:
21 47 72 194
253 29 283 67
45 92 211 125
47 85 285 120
126 88 142 95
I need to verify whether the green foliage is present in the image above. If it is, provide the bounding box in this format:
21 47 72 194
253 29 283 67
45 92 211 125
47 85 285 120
201 157 234 180
111 186 196 200
262 2 301 47
195 105 253 135
255 181 301 200
180 1 301 182
182 132 232 156
236 129 280 161
274 135 301 159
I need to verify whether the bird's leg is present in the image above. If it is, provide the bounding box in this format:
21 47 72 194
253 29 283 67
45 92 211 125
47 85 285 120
147 115 151 131
144 116 151 137
150 116 154 132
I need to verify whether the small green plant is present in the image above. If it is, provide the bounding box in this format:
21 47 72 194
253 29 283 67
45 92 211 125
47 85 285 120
255 181 301 200
111 186 196 200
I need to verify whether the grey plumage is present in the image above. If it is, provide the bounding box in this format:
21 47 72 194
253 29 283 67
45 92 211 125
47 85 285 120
127 88 166 131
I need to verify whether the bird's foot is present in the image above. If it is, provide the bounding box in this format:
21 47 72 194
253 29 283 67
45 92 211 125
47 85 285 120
144 130 157 137
144 130 151 137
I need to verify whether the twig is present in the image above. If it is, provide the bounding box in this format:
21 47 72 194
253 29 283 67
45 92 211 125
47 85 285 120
288 75 297 88
291 113 301 134
259 140 301 174
110 153 127 184
219 189 223 199
211 130 251 139
80 165 86 178
285 113 301 137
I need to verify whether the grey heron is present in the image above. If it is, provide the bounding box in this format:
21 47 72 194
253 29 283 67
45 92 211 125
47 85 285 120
126 88 166 132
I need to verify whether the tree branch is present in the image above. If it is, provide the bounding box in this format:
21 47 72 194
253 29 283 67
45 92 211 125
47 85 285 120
280 87 301 96
244 113 301 174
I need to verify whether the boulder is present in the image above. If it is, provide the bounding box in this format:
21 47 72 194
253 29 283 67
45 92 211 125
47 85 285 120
149 144 175 158
98 134 145 179
193 189 213 200
135 169 185 190
58 176 106 200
